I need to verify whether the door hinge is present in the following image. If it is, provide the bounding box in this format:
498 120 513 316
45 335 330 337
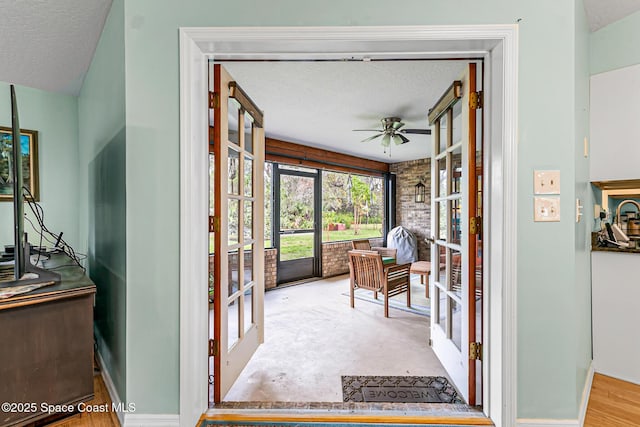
209 92 219 109
209 339 219 357
469 91 483 110
209 216 220 233
469 342 482 361
469 216 482 235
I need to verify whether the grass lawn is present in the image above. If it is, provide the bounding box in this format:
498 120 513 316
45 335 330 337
209 224 382 259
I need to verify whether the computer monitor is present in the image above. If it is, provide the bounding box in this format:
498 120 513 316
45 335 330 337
10 84 26 280
1 85 60 287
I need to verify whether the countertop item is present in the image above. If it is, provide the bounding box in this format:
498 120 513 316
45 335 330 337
591 232 640 254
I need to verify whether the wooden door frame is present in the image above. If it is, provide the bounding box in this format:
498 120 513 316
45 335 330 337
179 25 518 427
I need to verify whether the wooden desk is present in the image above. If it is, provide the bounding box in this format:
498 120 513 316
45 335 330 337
0 254 96 427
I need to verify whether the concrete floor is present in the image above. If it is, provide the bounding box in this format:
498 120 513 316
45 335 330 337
224 274 450 402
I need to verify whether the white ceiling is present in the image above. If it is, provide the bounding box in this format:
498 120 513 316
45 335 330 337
222 60 467 163
584 0 640 31
0 0 640 152
0 0 112 95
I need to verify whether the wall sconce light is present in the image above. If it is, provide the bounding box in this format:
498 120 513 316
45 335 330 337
415 181 426 203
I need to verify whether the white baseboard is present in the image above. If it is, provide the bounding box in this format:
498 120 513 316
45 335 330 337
578 361 595 426
517 361 595 427
96 349 125 426
123 414 180 427
516 420 579 427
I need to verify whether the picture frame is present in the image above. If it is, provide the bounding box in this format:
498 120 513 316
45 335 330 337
0 126 39 201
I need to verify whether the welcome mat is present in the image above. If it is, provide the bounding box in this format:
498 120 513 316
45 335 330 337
342 376 463 404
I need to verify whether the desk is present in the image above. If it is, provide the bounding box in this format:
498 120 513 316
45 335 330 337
0 254 96 427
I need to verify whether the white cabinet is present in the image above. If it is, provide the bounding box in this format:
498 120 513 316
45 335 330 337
591 251 640 385
590 63 640 181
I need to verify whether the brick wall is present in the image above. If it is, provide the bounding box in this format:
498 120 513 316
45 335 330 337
389 158 431 261
321 238 383 277
264 248 277 290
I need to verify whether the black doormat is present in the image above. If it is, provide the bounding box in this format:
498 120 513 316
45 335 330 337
341 375 464 404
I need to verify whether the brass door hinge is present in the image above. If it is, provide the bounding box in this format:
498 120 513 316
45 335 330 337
209 216 220 233
209 92 219 109
469 216 482 235
209 339 219 357
469 342 482 361
469 91 483 110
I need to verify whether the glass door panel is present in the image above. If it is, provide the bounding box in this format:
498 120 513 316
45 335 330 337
429 62 482 406
211 64 265 403
274 165 320 283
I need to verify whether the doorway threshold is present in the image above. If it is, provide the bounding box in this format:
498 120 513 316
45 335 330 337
205 401 492 425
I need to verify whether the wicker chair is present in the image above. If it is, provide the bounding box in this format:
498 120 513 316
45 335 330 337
351 239 397 260
347 250 411 318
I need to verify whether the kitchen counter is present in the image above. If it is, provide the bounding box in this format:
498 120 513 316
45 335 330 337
591 232 640 254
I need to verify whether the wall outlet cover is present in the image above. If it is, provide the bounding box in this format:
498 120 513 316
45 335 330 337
534 196 561 222
534 170 561 194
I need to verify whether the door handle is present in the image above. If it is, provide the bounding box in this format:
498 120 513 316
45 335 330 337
425 236 435 244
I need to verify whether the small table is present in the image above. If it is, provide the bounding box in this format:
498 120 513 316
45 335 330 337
410 261 432 298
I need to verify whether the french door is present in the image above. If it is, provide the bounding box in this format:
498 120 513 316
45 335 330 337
210 64 265 402
428 62 483 405
273 164 321 283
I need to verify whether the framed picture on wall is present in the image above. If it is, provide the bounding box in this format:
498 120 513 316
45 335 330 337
0 126 39 201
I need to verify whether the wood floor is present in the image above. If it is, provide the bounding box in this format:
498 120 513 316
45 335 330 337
38 368 639 426
46 373 119 427
584 373 640 426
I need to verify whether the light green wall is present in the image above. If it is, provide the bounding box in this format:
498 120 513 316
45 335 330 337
0 83 79 251
590 9 640 75
78 0 127 403
118 0 590 418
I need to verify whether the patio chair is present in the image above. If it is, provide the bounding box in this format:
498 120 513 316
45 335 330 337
347 250 411 318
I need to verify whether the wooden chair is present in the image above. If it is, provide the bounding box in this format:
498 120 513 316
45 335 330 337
347 250 411 318
351 239 397 260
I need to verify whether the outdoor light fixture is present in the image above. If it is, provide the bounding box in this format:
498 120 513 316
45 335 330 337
415 181 426 203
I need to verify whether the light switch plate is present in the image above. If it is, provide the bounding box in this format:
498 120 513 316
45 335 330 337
534 197 561 222
534 170 561 194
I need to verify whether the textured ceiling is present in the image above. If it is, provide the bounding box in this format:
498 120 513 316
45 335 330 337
0 1 638 101
0 0 112 95
584 0 640 31
222 61 467 163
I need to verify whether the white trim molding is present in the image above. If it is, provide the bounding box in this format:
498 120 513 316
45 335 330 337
579 362 595 426
517 420 581 427
179 25 518 427
123 414 180 427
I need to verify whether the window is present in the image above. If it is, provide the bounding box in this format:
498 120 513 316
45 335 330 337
322 171 384 242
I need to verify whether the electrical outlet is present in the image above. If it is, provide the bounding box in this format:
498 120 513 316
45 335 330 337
534 197 561 222
534 170 561 194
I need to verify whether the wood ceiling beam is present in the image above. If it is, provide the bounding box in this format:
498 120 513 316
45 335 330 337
265 137 389 176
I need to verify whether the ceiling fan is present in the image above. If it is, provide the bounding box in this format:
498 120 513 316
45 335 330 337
353 117 431 147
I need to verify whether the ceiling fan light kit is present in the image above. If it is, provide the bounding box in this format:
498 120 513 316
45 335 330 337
353 116 431 154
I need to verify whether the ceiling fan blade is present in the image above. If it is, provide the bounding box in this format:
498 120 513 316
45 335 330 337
353 129 383 132
361 133 383 142
396 134 410 144
400 128 431 135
